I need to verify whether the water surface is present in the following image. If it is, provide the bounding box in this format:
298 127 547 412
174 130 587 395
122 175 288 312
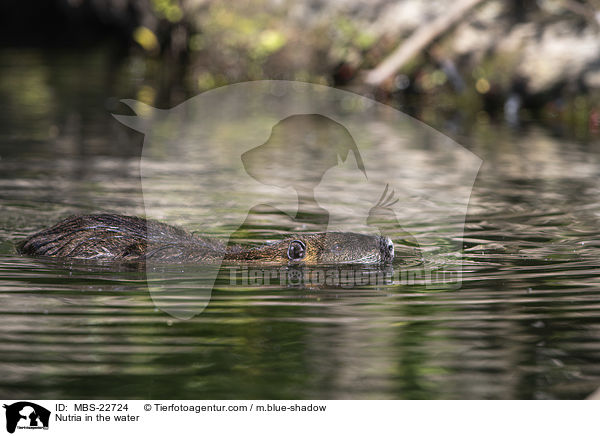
1 49 600 399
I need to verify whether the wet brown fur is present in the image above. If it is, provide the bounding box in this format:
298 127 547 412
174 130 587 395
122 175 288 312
18 214 394 265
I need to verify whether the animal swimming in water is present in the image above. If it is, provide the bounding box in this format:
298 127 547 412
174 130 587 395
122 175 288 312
18 214 395 265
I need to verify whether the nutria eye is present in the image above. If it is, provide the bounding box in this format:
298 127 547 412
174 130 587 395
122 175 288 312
287 240 306 260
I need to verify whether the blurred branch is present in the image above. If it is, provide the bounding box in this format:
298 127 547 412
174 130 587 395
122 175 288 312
364 0 486 88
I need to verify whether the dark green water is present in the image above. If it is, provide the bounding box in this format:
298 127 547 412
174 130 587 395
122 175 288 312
1 48 600 399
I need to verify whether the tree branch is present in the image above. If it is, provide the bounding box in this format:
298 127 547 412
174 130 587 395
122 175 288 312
364 0 486 87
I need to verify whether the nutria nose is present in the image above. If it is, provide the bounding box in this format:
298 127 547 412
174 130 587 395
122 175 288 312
381 236 394 262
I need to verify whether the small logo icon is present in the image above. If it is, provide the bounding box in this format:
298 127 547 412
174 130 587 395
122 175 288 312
3 402 50 434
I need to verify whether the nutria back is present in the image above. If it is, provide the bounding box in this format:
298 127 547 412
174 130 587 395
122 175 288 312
18 214 394 265
18 214 225 262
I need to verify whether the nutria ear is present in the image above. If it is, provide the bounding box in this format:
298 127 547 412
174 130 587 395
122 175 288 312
111 99 161 133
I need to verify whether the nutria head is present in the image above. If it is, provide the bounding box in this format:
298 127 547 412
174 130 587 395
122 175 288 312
225 232 394 265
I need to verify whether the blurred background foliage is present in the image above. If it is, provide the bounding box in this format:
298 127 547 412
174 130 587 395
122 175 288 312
1 0 600 141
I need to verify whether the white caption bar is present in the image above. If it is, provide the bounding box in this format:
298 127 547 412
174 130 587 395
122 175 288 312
0 400 596 436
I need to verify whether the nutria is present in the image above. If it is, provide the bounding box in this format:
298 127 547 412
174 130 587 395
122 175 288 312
18 214 395 265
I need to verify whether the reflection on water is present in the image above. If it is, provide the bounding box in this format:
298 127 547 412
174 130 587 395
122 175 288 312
1 49 600 399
